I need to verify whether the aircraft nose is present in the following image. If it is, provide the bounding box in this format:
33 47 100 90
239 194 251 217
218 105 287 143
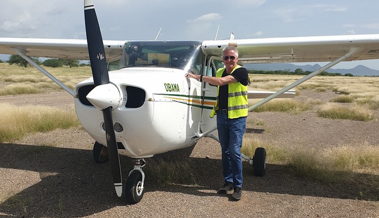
86 83 122 110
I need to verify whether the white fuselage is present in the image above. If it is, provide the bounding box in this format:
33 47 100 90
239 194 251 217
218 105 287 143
74 67 217 158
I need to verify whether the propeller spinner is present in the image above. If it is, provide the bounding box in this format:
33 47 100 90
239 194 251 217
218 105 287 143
84 0 123 197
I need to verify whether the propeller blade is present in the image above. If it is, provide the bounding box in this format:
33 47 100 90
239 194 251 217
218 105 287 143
103 107 123 197
84 0 109 86
84 0 123 197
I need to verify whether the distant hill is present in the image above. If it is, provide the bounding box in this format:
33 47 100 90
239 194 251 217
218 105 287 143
244 63 379 76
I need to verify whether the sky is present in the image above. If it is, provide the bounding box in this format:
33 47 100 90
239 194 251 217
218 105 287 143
1 0 379 69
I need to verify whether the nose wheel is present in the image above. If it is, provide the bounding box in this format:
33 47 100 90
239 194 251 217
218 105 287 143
125 159 146 204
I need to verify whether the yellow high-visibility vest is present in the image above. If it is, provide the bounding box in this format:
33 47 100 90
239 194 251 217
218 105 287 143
210 66 248 119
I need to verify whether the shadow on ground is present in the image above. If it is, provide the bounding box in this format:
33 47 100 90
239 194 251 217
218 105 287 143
0 142 378 217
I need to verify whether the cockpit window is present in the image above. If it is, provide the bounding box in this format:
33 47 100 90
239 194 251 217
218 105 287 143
120 41 202 71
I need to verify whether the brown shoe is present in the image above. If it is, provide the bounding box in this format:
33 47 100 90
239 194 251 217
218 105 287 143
217 183 233 194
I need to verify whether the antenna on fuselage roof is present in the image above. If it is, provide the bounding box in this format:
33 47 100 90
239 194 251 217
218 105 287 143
230 32 235 40
155 27 162 41
214 25 220 40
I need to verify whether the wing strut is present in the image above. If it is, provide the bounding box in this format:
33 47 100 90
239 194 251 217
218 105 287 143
197 47 362 138
13 48 75 96
247 48 362 112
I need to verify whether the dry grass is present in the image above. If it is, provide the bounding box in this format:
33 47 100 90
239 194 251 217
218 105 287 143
355 96 379 110
325 143 379 172
251 75 379 99
144 158 197 186
330 95 355 103
0 103 79 142
317 103 375 121
250 75 301 91
242 138 379 198
251 75 379 119
286 143 379 176
287 144 379 199
252 99 310 114
0 63 91 95
242 138 288 163
0 84 41 95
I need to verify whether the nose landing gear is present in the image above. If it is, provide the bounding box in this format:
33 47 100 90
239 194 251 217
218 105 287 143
125 159 146 204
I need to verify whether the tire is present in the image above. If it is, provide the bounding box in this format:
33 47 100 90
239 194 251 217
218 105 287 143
93 142 109 163
125 171 144 204
253 147 266 176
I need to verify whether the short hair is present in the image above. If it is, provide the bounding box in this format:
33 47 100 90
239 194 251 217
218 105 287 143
222 46 239 57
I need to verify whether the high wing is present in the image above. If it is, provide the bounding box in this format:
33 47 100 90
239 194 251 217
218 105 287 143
1 34 378 101
1 34 379 63
202 34 379 63
0 38 126 62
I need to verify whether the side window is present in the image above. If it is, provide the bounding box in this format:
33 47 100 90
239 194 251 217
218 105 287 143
203 58 223 87
205 59 214 77
207 58 223 77
214 59 224 71
193 50 204 75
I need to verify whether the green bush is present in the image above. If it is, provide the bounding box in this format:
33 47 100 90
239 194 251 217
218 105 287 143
43 59 63 68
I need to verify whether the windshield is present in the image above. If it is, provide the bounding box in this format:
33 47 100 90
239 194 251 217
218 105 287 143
120 41 202 70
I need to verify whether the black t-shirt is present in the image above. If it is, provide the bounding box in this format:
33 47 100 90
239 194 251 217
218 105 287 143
219 67 249 110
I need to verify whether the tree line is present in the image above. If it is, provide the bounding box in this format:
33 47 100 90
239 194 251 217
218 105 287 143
4 55 90 68
248 68 354 77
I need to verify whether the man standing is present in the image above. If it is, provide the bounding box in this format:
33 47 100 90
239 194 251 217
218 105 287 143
186 46 249 200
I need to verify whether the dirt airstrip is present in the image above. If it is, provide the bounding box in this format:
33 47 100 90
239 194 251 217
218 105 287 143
0 90 378 217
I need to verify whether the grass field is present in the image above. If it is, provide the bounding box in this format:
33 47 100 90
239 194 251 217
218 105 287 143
250 74 378 120
0 63 91 95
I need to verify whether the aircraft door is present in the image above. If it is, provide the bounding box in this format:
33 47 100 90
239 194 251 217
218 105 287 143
199 57 222 133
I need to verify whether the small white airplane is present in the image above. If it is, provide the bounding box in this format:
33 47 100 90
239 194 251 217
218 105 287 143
1 0 379 204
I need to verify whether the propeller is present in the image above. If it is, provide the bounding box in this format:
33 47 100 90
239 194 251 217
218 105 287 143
84 0 123 197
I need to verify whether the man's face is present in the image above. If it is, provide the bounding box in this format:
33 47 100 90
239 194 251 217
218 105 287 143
222 49 238 70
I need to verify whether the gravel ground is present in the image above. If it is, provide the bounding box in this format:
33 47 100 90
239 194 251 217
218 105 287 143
0 90 378 217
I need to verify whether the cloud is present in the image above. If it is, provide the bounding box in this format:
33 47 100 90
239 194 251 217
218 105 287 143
347 30 356 34
235 0 266 7
310 4 347 12
253 31 263 37
273 8 298 23
361 23 379 29
0 12 38 33
343 24 356 28
272 3 347 24
326 7 347 12
187 13 222 23
185 13 222 40
0 1 76 37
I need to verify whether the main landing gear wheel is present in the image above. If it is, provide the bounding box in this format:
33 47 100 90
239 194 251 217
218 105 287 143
125 159 146 204
253 147 266 176
93 142 109 163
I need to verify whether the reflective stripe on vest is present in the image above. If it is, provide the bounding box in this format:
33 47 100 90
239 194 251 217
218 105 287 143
210 66 248 119
228 91 248 97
